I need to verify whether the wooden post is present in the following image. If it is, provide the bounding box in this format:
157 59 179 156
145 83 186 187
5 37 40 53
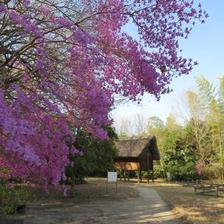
147 170 150 184
138 169 141 183
106 176 108 193
128 170 130 182
124 170 126 182
152 160 154 182
152 169 154 182
147 151 150 184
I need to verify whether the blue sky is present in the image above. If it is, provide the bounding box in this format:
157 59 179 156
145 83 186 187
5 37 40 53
112 1 224 134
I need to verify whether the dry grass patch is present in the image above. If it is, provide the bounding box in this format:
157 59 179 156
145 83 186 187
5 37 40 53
70 178 138 201
142 181 224 224
29 178 138 205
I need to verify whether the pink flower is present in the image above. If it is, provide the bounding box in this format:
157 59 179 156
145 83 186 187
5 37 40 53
0 0 207 190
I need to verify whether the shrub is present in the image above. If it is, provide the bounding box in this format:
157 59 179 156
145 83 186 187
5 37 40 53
0 183 30 215
202 163 224 181
153 165 166 178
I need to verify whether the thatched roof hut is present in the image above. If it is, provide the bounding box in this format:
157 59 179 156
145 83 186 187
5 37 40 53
114 136 160 172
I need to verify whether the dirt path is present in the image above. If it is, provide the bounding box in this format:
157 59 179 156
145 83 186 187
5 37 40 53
14 185 182 224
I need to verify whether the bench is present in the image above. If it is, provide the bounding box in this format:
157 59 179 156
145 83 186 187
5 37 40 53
215 184 224 195
194 183 224 196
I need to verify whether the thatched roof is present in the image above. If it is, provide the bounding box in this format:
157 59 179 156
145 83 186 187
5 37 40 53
114 136 160 160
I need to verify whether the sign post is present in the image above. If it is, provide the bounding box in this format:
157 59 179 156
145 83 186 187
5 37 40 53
107 171 117 193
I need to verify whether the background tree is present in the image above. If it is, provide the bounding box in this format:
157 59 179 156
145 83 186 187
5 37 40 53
133 113 147 136
154 76 224 181
66 126 118 184
147 116 166 158
195 76 224 178
185 90 210 162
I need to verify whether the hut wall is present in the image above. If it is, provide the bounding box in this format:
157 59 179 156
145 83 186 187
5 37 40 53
138 155 153 171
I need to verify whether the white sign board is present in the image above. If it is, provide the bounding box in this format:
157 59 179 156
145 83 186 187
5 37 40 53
107 171 117 182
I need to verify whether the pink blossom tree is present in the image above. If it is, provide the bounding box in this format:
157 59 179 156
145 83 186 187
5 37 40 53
0 0 207 187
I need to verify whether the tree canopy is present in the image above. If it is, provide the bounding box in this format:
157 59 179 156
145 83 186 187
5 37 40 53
0 0 207 187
